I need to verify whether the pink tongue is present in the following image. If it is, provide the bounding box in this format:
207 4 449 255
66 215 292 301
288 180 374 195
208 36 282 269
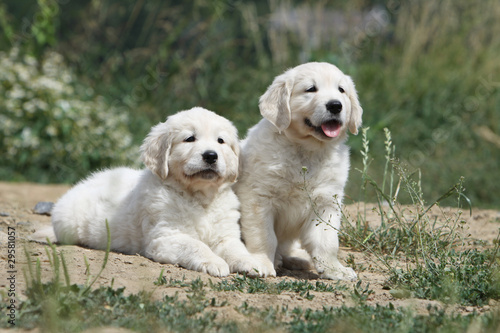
321 122 341 138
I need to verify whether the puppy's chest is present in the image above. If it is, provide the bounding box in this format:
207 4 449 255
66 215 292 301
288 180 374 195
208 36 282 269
270 170 322 228
193 210 216 235
269 153 324 189
152 191 228 230
266 161 325 205
192 195 238 239
260 150 345 207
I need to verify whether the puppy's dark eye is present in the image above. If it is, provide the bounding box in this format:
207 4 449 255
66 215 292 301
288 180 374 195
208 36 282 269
339 87 345 93
218 138 225 144
305 86 317 93
184 136 196 142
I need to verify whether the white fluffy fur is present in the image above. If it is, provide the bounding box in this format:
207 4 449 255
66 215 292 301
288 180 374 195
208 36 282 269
235 62 363 280
51 107 264 277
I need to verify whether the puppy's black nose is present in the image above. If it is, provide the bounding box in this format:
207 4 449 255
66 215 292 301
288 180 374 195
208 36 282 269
202 150 218 164
326 100 342 114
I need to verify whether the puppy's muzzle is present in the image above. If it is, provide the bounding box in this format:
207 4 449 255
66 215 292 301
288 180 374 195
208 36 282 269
326 100 342 114
186 151 220 180
202 150 218 165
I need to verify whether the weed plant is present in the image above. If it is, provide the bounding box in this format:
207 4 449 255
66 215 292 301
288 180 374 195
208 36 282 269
338 127 500 306
284 303 499 333
155 271 348 301
389 249 500 306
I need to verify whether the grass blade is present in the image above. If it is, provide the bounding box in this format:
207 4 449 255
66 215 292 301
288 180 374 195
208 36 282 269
81 219 111 296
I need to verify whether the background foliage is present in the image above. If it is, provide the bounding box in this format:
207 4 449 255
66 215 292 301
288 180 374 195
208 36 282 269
0 0 499 206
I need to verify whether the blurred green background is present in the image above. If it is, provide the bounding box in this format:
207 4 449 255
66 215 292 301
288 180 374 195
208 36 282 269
0 0 499 208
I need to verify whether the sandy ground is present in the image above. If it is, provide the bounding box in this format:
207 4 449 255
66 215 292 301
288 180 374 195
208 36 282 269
1 181 500 324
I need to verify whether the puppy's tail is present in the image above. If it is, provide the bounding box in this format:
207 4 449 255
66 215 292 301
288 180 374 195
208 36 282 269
30 226 57 244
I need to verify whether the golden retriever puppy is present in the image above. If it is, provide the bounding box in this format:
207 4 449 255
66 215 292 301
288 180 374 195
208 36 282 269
51 107 264 277
235 62 362 280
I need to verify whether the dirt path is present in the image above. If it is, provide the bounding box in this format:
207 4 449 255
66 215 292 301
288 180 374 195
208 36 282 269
1 182 499 320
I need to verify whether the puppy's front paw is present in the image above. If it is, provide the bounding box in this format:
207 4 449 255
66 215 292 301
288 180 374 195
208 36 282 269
230 256 276 278
320 265 357 281
250 254 277 277
200 257 230 277
250 264 276 278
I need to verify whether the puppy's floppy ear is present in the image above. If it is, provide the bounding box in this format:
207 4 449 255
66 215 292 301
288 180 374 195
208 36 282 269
229 136 240 159
346 75 363 135
226 127 240 183
259 70 294 132
140 121 172 179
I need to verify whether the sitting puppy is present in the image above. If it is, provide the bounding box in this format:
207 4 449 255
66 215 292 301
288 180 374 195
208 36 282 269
52 107 263 277
235 62 362 280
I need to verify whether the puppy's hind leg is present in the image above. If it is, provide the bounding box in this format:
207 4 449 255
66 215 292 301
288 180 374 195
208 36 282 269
278 240 313 271
146 234 230 277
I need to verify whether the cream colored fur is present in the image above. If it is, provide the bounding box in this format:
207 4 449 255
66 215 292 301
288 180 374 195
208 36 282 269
51 107 265 277
235 62 362 280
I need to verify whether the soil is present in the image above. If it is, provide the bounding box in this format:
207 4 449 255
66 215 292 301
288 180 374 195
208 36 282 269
1 182 500 323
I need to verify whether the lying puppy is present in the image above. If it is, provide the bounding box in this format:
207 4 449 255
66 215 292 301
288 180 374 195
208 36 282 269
235 62 362 280
52 107 263 277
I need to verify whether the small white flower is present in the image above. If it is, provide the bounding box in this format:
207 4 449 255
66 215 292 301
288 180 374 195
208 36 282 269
8 85 26 100
35 77 65 95
24 55 37 67
5 99 21 112
8 146 18 157
46 125 58 136
13 63 33 82
61 72 73 83
20 127 32 142
58 100 71 112
23 100 37 113
36 99 49 111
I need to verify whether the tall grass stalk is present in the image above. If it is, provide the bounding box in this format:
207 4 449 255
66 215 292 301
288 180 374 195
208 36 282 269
358 127 371 231
381 128 391 194
82 220 111 295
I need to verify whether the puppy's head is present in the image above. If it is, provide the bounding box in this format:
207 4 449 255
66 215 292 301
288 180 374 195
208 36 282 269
140 107 239 190
259 62 363 144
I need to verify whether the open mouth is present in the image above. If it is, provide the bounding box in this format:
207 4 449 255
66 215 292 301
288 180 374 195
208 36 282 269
304 118 342 138
187 169 220 180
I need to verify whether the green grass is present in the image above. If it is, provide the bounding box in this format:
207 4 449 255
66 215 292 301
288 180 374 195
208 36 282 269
285 304 498 333
337 127 500 307
156 272 349 301
17 283 234 332
388 249 500 306
8 278 500 332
